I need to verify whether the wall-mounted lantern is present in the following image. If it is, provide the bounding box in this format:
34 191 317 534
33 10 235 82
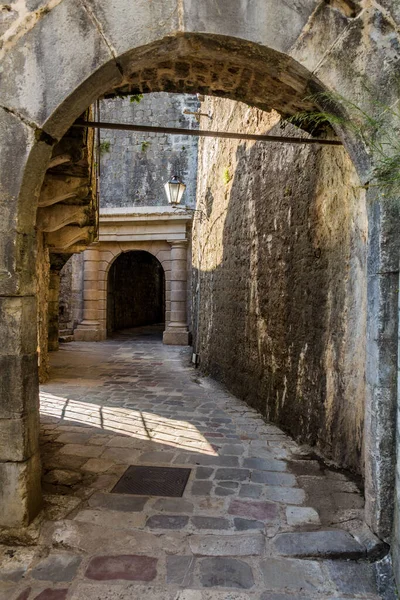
164 175 186 205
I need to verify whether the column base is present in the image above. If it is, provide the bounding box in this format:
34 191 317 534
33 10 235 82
74 321 102 342
163 328 190 346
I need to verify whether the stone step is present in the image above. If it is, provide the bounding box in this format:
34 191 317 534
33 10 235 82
59 335 74 343
272 530 366 560
59 328 73 336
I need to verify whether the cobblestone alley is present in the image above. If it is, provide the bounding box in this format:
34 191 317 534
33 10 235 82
1 328 388 599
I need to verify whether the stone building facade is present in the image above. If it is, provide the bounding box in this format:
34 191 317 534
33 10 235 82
61 93 199 345
99 93 199 209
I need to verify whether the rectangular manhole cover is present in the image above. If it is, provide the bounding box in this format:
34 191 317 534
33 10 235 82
111 465 191 497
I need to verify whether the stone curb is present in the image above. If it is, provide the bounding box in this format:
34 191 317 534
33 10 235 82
272 530 366 560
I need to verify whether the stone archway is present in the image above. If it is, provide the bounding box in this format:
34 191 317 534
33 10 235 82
0 1 398 554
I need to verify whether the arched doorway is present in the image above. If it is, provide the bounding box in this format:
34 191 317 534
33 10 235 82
107 251 165 335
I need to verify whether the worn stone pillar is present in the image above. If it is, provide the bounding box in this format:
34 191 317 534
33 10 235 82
163 240 189 345
0 108 49 528
364 195 399 543
74 247 101 341
48 269 61 352
0 296 42 527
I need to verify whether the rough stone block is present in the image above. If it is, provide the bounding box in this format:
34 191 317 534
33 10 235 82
153 497 194 513
263 486 305 505
31 552 82 582
273 530 366 559
0 547 35 582
228 499 278 521
243 457 287 471
286 506 320 526
199 557 254 589
239 484 263 499
190 534 264 556
0 354 39 418
0 108 50 297
59 444 103 459
137 451 175 464
74 509 145 530
218 481 239 489
163 329 190 345
191 480 213 495
261 557 326 592
183 0 317 54
234 518 264 531
0 411 40 461
88 492 148 512
324 560 379 595
73 326 102 342
215 486 235 496
43 469 82 486
0 297 37 355
196 467 214 479
146 515 189 529
291 3 350 72
0 0 122 138
191 516 230 530
86 0 178 61
166 555 195 586
33 590 69 600
214 468 250 481
85 554 157 581
251 471 296 486
0 452 42 527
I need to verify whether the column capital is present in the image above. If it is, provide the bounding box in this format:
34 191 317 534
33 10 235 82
167 239 188 247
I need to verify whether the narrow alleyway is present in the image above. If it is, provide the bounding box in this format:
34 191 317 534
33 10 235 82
2 328 385 599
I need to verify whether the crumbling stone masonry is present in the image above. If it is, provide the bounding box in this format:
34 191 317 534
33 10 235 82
192 97 367 478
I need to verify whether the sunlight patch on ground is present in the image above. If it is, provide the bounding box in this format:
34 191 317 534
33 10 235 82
40 392 217 455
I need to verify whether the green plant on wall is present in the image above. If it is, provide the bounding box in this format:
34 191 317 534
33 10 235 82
130 94 144 104
141 141 151 152
99 140 111 155
223 167 232 185
287 88 400 198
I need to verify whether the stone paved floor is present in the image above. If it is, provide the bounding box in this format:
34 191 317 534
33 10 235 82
0 327 388 599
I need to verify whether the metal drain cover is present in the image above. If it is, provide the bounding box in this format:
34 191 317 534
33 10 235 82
111 465 191 497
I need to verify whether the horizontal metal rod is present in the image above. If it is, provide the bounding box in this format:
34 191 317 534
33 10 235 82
73 120 342 146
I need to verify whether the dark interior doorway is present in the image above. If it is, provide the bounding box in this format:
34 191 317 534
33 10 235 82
107 251 165 335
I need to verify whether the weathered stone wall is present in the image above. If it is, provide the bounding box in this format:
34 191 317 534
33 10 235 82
36 233 50 384
59 253 84 332
192 97 367 474
99 93 199 208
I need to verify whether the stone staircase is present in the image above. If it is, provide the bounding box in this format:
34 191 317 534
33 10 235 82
59 328 74 343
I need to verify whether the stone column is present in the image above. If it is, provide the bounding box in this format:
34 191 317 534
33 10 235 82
74 246 101 341
163 240 189 345
48 269 60 352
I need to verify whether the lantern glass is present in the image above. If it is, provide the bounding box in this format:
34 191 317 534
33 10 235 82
164 175 186 205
